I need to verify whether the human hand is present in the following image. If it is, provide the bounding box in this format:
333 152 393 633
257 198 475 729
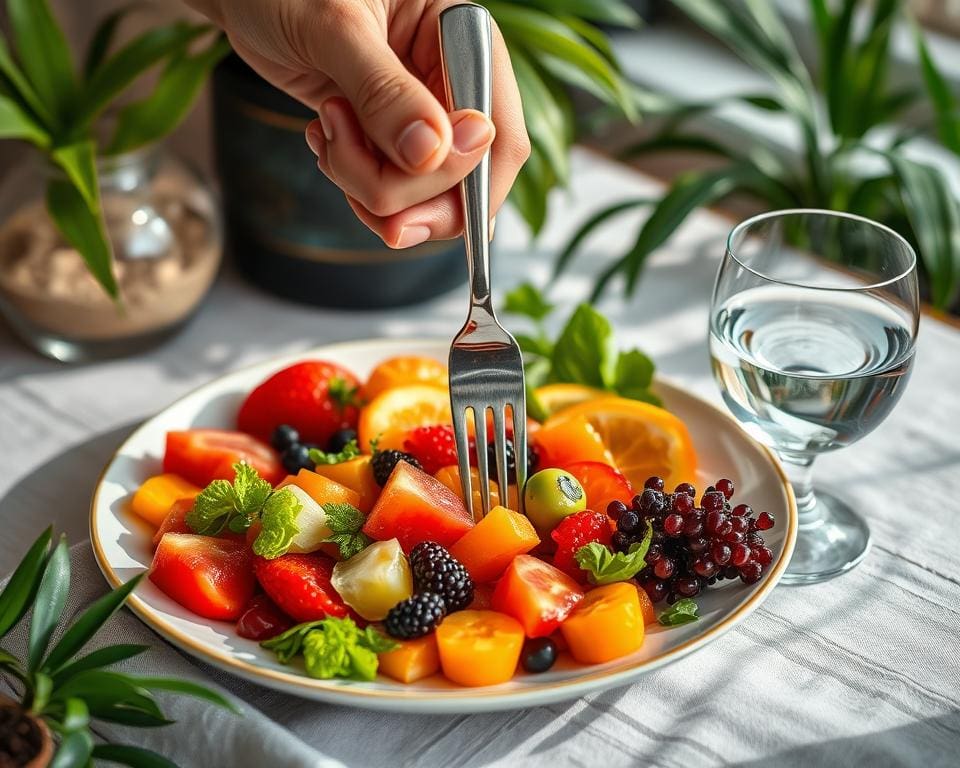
188 0 529 248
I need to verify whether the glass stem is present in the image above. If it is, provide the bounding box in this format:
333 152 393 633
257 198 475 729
778 452 822 528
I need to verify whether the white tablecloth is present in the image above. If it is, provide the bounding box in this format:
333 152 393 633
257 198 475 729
1 149 958 767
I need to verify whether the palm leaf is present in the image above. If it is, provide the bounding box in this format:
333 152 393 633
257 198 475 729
134 676 240 713
92 744 178 768
509 146 551 234
84 2 148 77
0 36 55 128
52 644 150 687
510 47 569 184
518 0 640 27
0 94 49 146
49 729 94 768
27 535 69 673
914 22 960 155
555 198 652 278
0 526 52 638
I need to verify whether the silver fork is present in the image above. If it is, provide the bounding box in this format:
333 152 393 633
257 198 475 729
440 4 527 522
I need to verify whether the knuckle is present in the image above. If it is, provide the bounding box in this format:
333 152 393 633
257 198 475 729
355 181 397 218
354 66 410 121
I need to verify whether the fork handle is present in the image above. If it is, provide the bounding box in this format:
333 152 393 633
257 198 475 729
440 4 494 313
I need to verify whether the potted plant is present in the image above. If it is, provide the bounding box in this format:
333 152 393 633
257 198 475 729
211 0 640 309
0 528 235 766
0 1 229 362
557 0 960 313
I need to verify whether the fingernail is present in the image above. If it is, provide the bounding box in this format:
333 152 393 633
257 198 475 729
452 114 493 155
396 224 431 249
305 122 325 155
397 120 442 169
318 102 335 141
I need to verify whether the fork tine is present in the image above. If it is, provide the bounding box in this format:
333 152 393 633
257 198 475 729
451 404 473 521
472 405 491 521
510 398 528 511
492 404 509 501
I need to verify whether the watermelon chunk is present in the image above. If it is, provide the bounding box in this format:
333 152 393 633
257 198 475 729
150 534 255 621
362 462 473 552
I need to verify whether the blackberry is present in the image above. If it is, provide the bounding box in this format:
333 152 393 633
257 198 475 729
384 592 446 639
327 428 358 453
371 449 422 486
485 439 539 483
409 541 474 611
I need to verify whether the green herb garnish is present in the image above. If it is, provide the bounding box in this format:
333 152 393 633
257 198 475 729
187 462 272 535
261 617 397 681
309 439 361 466
250 490 303 559
322 503 372 560
658 598 700 626
574 521 653 585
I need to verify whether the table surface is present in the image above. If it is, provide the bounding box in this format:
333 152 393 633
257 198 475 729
1 149 958 768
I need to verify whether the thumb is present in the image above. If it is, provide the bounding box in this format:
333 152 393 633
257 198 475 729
323 23 454 174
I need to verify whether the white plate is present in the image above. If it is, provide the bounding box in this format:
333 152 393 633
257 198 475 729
90 338 796 713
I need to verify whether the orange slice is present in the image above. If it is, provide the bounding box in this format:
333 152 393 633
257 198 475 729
358 384 451 451
533 383 608 418
363 356 447 400
542 397 696 491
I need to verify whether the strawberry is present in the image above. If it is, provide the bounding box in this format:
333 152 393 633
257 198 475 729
237 361 361 447
551 511 614 582
253 552 349 623
402 424 475 475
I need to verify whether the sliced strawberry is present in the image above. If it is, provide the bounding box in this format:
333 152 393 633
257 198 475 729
402 424 475 475
150 534 255 621
152 498 245 548
236 594 293 641
237 361 360 446
551 510 614 582
253 552 349 623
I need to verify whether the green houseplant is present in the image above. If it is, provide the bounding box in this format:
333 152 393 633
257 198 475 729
0 529 235 767
558 0 960 311
0 0 229 361
213 0 640 309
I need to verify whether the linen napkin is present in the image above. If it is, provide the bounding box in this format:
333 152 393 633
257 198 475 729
0 542 339 768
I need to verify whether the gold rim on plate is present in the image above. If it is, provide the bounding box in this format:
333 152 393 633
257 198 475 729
89 338 797 708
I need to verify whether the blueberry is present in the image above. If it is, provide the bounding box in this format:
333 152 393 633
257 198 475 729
271 424 300 452
522 637 557 674
327 428 358 453
281 444 312 474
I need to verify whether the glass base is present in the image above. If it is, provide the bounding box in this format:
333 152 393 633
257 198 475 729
782 488 871 585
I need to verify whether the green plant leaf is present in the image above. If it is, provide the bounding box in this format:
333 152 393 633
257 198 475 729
49 729 94 768
83 2 147 77
509 145 551 234
884 152 960 309
0 94 49 146
614 349 655 398
51 140 99 212
0 526 52 638
510 47 569 184
60 697 90 732
575 522 652 585
621 133 739 161
487 2 634 118
77 22 210 128
51 670 171 727
107 34 231 154
42 574 143 674
92 744 178 768
559 15 617 64
914 22 960 155
0 36 55 128
27 535 70 673
46 177 118 299
513 0 640 27
610 167 743 298
31 671 53 712
555 198 651 278
7 0 76 123
52 644 149 687
658 597 700 626
134 676 240 714
0 648 26 684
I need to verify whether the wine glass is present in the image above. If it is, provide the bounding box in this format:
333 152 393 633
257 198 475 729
709 210 919 584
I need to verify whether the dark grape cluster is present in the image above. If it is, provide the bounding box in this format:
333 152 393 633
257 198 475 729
608 476 776 604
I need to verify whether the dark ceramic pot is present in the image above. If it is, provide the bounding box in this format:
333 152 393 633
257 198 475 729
211 54 466 308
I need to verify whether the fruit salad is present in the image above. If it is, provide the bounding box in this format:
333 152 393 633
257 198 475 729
134 354 778 687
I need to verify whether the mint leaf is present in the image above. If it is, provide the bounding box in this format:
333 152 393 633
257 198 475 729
252 488 302 559
550 304 618 389
504 282 554 321
232 463 272 517
658 598 700 626
260 620 325 663
266 617 395 681
322 503 372 560
186 479 235 535
574 522 653 585
309 439 360 466
328 377 360 410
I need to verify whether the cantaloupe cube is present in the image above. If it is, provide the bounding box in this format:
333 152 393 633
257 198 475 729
449 506 540 583
378 635 440 684
131 473 201 528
